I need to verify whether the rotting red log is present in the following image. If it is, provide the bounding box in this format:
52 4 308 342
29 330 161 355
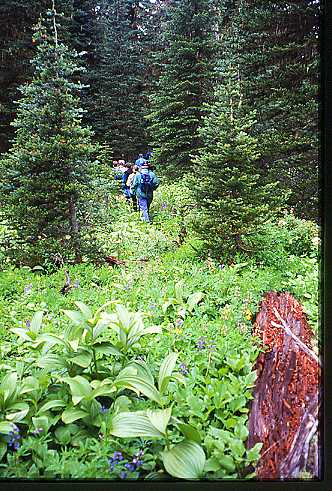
105 255 126 267
247 291 321 480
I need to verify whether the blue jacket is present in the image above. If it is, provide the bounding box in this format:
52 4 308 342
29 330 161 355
131 169 159 199
135 157 147 167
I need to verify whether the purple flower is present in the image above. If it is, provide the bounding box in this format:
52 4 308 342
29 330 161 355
100 405 109 414
179 362 189 375
7 425 21 451
25 319 31 328
197 337 207 350
119 471 127 479
175 318 184 327
125 463 136 472
113 451 123 461
208 343 216 351
161 202 167 209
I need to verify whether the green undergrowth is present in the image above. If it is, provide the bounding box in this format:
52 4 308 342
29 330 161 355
0 188 319 480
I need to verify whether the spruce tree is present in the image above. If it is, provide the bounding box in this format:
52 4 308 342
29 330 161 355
93 0 150 160
193 74 283 258
0 10 100 266
227 0 320 221
147 0 218 178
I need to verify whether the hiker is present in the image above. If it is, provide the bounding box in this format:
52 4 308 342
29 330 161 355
121 163 133 203
126 164 139 211
144 148 153 161
135 153 147 168
131 163 159 222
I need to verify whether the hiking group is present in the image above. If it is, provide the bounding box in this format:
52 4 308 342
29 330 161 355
112 152 159 223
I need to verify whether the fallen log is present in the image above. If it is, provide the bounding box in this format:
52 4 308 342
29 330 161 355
247 291 321 480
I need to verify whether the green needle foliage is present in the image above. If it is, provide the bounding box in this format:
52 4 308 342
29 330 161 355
0 14 100 267
192 75 284 258
93 0 150 160
147 0 219 178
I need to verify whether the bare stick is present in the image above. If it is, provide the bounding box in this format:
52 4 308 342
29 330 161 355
271 308 321 367
52 0 58 47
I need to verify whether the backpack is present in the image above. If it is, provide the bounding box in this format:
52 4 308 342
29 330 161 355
140 172 152 194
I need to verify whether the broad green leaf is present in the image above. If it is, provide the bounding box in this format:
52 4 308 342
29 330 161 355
1 372 17 405
32 415 50 432
110 412 164 438
64 376 92 405
175 281 184 303
0 441 6 461
129 359 154 385
39 333 67 347
11 328 33 341
186 292 204 313
113 395 132 414
141 326 162 336
30 311 44 334
115 375 162 404
176 422 201 443
115 304 131 332
62 310 84 325
234 423 249 441
74 301 92 320
162 440 206 480
218 454 236 472
0 421 14 434
92 318 110 339
37 353 67 370
6 402 29 422
71 351 93 368
20 376 39 394
246 442 263 461
204 456 221 473
94 342 122 357
37 400 66 414
61 407 89 424
90 383 115 399
146 407 172 435
158 352 178 394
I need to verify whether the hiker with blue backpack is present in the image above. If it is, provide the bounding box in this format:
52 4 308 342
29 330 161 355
131 163 159 222
135 154 147 168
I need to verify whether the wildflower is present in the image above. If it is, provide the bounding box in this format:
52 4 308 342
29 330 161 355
245 309 253 321
119 471 127 479
161 202 167 209
218 263 225 270
100 405 109 414
125 463 136 472
179 362 189 375
7 425 21 451
175 327 183 335
25 319 31 328
113 451 123 461
197 337 206 350
175 318 184 327
24 283 33 295
149 303 156 311
208 343 216 351
32 427 43 436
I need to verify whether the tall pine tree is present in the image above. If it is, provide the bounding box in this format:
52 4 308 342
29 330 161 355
147 0 219 177
92 0 150 160
192 73 283 258
0 9 100 266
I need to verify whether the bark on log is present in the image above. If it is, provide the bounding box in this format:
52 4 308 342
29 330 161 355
247 291 321 480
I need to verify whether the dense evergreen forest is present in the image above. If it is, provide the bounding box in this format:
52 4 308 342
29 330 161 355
0 0 321 482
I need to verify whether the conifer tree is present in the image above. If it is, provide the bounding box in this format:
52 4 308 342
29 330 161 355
0 9 100 266
193 74 283 258
93 0 150 160
147 0 218 178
